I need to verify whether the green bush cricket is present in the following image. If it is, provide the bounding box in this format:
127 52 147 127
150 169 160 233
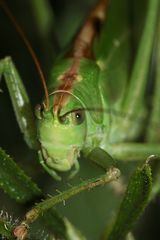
0 0 160 239
0 0 160 182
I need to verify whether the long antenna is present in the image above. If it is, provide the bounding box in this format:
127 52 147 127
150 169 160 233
0 0 50 110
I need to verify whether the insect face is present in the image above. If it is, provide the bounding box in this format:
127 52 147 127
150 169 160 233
35 94 87 177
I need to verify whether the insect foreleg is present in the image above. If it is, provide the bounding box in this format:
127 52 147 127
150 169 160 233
88 147 116 171
107 143 160 162
0 57 38 149
87 144 160 170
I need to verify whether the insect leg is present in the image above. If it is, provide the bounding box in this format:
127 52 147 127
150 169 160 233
87 147 116 170
0 56 38 149
107 143 160 162
87 144 160 169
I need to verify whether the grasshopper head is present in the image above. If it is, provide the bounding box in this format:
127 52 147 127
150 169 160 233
35 92 87 179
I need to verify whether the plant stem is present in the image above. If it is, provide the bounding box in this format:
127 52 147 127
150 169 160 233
14 168 120 239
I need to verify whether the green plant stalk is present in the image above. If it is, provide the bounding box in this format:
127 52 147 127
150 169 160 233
122 0 159 124
146 11 160 199
0 147 87 239
105 162 152 240
146 7 160 142
26 168 120 224
126 232 135 240
13 167 120 240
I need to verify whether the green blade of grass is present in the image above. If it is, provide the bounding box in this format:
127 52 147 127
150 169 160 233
104 162 152 240
123 0 159 115
146 8 160 142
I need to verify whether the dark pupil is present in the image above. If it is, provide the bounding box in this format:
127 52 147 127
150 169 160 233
75 111 84 125
76 113 81 119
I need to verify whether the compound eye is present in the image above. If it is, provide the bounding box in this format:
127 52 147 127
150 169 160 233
35 104 43 120
72 110 85 125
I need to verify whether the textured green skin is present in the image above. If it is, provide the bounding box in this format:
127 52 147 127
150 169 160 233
0 0 160 181
37 0 160 178
37 58 105 177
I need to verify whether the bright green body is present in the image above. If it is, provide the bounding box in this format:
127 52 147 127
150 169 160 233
0 0 160 239
36 58 103 179
0 0 160 181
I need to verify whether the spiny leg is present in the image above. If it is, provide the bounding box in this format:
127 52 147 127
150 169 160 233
0 57 38 149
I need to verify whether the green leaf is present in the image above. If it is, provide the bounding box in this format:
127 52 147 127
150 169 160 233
105 162 152 240
0 147 41 203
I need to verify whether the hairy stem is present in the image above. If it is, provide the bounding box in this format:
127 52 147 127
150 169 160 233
14 168 120 239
